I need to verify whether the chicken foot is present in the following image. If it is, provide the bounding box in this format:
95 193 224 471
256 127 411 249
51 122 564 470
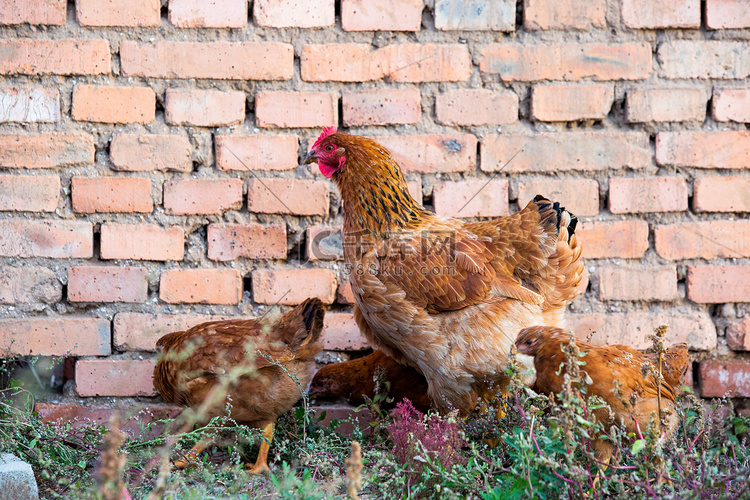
172 438 213 469
246 422 275 474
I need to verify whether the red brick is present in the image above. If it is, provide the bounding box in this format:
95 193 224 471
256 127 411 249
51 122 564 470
434 179 508 218
655 221 750 260
343 89 421 127
76 0 159 26
523 0 605 30
75 360 156 397
35 403 181 438
577 220 649 259
301 44 471 83
72 85 155 124
341 0 422 31
658 41 750 79
626 87 706 122
687 265 750 304
68 266 148 303
337 281 355 304
0 39 110 75
693 176 750 213
699 360 750 397
306 225 342 261
371 134 477 173
215 134 299 171
0 318 110 356
0 132 94 169
407 180 423 204
706 0 750 29
252 269 337 305
164 178 243 215
0 266 61 306
435 89 518 126
656 131 750 168
0 175 59 212
72 177 153 214
165 89 245 127
255 92 337 128
517 179 599 217
121 41 293 80
0 87 60 123
110 134 192 172
207 223 287 261
609 177 688 214
597 265 679 301
569 312 716 351
160 269 242 305
531 83 613 121
247 179 329 216
480 43 651 81
0 0 66 25
481 132 649 173
322 313 369 350
114 312 244 351
621 0 700 28
254 0 333 27
100 223 184 261
712 88 750 122
727 317 750 351
434 0 514 31
0 220 92 258
169 0 246 28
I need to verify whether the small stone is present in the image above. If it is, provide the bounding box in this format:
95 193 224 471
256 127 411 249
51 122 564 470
0 453 39 500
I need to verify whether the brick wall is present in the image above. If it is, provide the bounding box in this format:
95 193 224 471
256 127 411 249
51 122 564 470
1 0 749 408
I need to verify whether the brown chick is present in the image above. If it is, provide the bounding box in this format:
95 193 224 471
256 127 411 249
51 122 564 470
153 298 324 473
309 349 433 412
515 326 683 467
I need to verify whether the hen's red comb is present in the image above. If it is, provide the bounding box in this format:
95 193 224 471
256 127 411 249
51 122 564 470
311 126 337 150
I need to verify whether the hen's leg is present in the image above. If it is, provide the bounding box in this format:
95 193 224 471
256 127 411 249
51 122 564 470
246 422 275 474
172 438 213 469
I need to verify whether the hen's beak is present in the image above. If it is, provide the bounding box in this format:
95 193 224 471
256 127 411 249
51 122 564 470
303 150 318 164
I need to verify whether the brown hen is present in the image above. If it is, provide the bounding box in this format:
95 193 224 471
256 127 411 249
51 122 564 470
153 298 324 473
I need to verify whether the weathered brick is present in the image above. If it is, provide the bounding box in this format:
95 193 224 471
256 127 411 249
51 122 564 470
523 0 606 30
121 41 294 80
598 265 679 301
531 83 613 121
655 221 750 260
699 360 750 397
0 39 110 75
0 318 110 356
75 360 156 397
255 92 337 128
693 176 750 213
207 223 287 261
408 180 423 203
165 89 245 127
706 0 750 29
71 177 153 214
169 0 246 28
306 225 342 261
373 134 477 173
160 269 242 305
609 177 688 214
341 0 422 31
301 44 471 82
0 175 59 212
727 317 750 351
322 313 369 350
0 0 66 25
114 312 241 351
76 0 159 26
480 43 651 81
0 132 94 169
621 0 700 28
72 85 155 124
215 134 299 171
658 41 750 79
254 0 334 27
252 269 337 305
626 87 706 122
100 223 184 261
481 132 650 173
0 266 61 306
0 220 92 258
434 179 508 218
35 403 181 436
343 89 421 127
110 134 192 172
576 220 649 259
517 179 599 218
163 179 243 215
656 131 750 168
712 88 750 122
0 87 60 123
337 281 355 304
687 265 750 304
68 266 148 303
435 89 518 126
247 179 329 216
434 0 514 31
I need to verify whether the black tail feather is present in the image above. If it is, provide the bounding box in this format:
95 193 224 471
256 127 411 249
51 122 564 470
533 194 577 238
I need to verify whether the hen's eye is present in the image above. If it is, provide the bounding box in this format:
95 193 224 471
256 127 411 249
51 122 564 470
325 145 334 152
